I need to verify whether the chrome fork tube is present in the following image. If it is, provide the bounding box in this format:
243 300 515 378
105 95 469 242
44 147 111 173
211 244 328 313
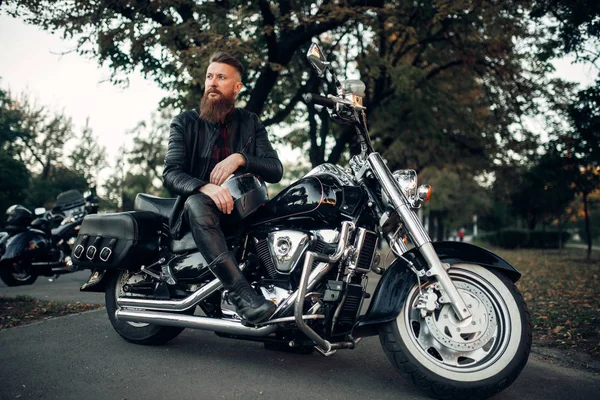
367 153 471 321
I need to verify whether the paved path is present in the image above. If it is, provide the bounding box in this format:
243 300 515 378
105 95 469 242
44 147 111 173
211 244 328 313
0 270 104 304
0 310 599 400
1 271 599 400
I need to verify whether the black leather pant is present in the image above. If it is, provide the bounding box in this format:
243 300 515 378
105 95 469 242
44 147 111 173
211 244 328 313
182 193 228 265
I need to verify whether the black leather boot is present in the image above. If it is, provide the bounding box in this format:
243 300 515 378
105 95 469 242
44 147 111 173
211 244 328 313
208 252 276 324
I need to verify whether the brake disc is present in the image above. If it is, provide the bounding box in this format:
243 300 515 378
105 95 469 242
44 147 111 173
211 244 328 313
423 281 497 352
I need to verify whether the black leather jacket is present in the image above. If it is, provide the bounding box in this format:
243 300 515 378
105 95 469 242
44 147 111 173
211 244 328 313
163 108 283 238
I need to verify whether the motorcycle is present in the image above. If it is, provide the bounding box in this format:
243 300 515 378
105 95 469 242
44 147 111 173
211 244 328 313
0 189 100 286
76 44 531 399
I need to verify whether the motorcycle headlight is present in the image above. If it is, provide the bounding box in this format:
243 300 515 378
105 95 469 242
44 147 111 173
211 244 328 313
382 170 431 208
393 169 418 198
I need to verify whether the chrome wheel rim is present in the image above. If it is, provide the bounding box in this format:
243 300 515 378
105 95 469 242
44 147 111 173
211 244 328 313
12 263 33 282
402 268 511 373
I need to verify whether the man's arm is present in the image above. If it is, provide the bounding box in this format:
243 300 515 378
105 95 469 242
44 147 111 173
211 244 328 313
163 114 207 196
238 114 284 183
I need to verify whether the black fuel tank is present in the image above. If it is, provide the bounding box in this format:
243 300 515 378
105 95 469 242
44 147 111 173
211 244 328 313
251 171 365 228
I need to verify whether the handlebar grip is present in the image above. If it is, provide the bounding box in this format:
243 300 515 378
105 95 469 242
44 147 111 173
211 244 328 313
303 93 336 109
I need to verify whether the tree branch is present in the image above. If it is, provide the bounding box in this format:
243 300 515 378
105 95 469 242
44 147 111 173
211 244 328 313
258 0 278 59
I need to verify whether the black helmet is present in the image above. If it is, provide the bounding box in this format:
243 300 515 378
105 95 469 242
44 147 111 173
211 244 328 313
5 204 33 230
221 173 269 221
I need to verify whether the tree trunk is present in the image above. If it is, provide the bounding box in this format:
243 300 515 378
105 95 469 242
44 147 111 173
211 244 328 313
428 211 435 238
583 191 592 261
437 214 445 242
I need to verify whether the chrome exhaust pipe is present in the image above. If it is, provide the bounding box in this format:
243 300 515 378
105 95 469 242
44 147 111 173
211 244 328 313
117 276 222 311
115 309 278 337
116 262 247 312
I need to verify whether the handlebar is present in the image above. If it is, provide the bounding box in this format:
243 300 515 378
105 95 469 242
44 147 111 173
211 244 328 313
303 93 336 109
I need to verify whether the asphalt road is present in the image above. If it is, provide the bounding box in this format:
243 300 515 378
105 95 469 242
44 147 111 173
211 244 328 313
1 272 599 400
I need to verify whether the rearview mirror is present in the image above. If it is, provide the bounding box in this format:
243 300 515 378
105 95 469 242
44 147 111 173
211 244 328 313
307 43 328 77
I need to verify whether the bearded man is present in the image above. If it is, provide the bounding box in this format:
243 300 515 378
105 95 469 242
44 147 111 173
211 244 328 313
163 52 283 324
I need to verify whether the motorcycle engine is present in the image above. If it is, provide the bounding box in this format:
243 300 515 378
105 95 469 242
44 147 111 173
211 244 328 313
222 229 338 320
253 229 337 279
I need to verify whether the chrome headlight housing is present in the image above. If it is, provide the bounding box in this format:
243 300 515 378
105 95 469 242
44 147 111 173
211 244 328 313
382 169 431 209
393 170 418 199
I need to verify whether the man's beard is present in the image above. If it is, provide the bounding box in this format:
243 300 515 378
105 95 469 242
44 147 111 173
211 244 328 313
199 89 236 123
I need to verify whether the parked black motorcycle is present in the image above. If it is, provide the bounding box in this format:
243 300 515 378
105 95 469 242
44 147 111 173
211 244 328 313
0 189 99 286
76 44 530 399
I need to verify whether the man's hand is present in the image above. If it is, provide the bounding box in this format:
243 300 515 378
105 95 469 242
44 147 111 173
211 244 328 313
199 184 234 214
210 153 246 186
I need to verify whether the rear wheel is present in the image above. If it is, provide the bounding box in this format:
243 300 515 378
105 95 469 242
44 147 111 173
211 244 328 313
105 270 192 345
0 261 38 286
379 264 531 399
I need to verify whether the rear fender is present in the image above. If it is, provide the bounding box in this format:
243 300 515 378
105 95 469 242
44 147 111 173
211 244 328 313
357 242 521 330
0 230 51 264
80 269 117 292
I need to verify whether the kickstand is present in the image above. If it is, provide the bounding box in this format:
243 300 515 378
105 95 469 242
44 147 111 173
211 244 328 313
48 273 60 282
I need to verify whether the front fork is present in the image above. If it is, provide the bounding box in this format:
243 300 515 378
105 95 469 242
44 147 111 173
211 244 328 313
367 153 472 321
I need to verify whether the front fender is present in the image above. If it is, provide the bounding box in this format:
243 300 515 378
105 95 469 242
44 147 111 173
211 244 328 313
0 229 51 263
358 241 521 328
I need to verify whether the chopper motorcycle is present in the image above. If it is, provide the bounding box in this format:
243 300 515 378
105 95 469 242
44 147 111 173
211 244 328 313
75 44 531 399
0 189 99 286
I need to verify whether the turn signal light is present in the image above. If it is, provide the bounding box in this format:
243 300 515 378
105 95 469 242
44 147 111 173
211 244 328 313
417 185 432 202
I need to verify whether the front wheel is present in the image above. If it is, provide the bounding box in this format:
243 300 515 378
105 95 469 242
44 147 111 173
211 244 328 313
379 263 531 399
0 261 38 286
105 270 192 345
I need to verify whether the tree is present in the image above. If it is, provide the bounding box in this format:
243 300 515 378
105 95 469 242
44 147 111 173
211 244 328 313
419 166 492 241
10 95 75 180
102 149 125 212
531 0 600 66
511 149 577 231
5 0 568 172
567 82 600 260
69 118 107 189
127 108 171 196
0 85 30 221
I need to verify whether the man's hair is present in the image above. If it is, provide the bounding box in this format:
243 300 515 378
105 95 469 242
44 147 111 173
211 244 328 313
209 51 244 80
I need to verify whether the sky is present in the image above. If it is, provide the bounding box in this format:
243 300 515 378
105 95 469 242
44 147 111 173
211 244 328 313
0 15 167 168
0 13 598 180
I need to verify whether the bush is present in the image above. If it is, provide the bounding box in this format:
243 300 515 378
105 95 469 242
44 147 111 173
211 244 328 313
480 229 570 249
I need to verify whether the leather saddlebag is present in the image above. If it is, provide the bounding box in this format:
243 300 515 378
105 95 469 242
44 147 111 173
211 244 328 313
71 211 161 269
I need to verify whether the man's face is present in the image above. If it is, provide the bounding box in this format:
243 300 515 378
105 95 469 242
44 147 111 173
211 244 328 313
204 62 243 102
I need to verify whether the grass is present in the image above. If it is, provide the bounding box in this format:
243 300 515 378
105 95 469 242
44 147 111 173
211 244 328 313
0 295 104 330
487 246 600 360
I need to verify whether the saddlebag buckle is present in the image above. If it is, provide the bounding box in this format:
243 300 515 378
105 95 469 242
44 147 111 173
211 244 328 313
85 245 97 260
86 236 103 261
99 247 112 262
73 244 85 259
99 238 117 262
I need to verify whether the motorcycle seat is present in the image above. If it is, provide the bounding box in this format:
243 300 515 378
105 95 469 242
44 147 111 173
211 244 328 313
134 194 176 220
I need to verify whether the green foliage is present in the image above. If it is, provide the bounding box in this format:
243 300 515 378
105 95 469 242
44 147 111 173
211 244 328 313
530 0 600 63
0 151 30 222
482 229 570 249
0 86 31 223
5 0 577 172
69 119 107 188
25 166 88 209
578 209 600 242
419 166 492 229
0 84 98 218
511 148 577 230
